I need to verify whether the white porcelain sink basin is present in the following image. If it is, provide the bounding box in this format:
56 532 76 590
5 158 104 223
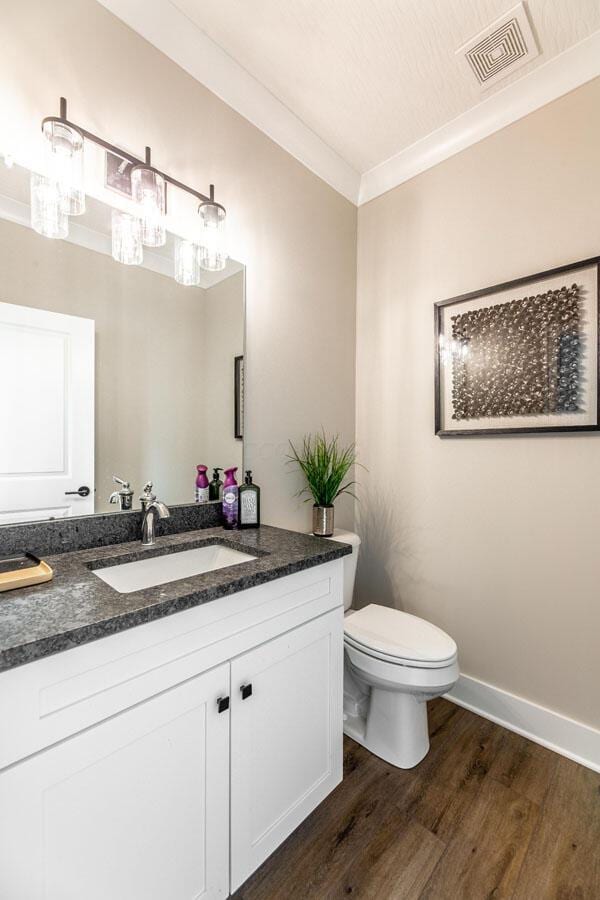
94 544 257 594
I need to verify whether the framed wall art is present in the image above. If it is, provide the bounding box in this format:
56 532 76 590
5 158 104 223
434 256 600 436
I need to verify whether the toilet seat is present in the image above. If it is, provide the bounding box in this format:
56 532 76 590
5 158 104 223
344 633 457 669
344 604 457 669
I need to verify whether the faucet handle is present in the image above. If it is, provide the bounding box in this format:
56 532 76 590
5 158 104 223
139 481 156 511
113 474 131 490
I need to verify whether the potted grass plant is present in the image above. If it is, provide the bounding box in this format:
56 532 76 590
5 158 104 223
288 431 359 536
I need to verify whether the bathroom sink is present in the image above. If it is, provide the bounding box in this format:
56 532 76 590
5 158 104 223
93 544 257 593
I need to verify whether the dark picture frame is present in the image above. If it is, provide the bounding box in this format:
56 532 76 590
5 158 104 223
234 355 244 440
434 256 600 437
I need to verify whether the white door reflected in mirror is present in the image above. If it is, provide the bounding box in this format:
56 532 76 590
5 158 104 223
0 302 94 524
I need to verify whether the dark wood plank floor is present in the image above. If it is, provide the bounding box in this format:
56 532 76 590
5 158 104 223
233 699 600 900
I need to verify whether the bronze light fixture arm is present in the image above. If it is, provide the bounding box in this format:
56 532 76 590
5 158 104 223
41 96 215 206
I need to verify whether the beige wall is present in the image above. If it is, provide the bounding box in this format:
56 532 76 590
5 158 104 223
0 0 356 530
200 272 245 476
356 78 600 730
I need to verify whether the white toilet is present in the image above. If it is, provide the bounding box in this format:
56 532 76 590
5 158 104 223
329 530 459 769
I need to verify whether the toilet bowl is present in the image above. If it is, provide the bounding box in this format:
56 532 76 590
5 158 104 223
326 530 459 770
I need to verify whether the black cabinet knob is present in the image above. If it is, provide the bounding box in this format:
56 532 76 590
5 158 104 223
240 683 253 700
217 696 230 713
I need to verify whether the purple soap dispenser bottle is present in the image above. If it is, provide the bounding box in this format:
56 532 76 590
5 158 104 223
195 465 209 503
222 467 239 529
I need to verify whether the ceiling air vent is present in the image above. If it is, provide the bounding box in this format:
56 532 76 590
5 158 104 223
456 2 539 90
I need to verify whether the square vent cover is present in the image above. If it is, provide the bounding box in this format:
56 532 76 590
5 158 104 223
456 2 539 90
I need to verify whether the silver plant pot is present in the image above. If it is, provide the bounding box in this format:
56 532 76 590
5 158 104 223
313 504 334 537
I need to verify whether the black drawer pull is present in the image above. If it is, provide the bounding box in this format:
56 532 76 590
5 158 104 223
217 696 230 713
240 683 253 700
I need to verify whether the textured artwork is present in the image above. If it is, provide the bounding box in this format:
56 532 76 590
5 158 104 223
434 258 600 436
450 285 580 421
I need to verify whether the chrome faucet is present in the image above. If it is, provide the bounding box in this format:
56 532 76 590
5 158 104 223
139 482 170 545
109 475 134 511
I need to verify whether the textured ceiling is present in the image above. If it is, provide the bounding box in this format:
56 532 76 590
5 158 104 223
171 0 600 173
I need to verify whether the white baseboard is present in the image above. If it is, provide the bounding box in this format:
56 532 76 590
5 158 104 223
445 674 600 773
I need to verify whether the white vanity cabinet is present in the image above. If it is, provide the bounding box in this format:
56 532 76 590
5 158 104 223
230 610 342 892
0 664 231 900
0 559 344 900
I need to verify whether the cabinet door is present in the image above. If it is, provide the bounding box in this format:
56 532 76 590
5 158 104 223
0 664 230 900
230 608 343 891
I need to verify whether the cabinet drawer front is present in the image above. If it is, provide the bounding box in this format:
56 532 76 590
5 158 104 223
0 559 343 768
0 663 230 900
230 608 344 892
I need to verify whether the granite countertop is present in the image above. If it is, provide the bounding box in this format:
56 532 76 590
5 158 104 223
0 525 351 673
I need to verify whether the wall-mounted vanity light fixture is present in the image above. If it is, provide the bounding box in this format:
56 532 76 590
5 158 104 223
31 97 227 276
41 116 85 216
198 192 227 272
131 148 166 248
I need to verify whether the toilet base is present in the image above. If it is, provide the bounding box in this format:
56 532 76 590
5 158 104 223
344 686 430 769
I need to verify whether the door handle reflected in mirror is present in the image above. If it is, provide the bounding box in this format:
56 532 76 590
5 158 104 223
65 486 91 497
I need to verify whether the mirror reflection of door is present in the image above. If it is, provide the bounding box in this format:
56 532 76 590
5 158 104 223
0 302 95 524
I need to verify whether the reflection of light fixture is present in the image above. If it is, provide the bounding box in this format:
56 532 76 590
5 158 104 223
198 187 227 272
30 172 68 239
42 114 85 215
131 148 166 247
111 209 142 265
175 237 201 286
439 334 469 366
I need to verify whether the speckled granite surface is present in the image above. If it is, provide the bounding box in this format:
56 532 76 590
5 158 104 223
0 501 222 558
0 526 350 672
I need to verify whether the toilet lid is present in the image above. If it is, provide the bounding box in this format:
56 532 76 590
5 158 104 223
344 604 457 666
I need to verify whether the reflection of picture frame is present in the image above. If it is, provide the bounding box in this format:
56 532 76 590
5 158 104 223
234 355 244 440
435 256 600 436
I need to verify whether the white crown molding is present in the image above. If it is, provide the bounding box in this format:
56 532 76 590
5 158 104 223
93 4 600 208
359 29 600 205
447 673 600 773
95 0 361 204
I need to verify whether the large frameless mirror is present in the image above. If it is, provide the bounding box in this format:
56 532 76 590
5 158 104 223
0 162 245 524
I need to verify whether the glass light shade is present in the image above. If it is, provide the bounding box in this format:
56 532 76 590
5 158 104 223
175 238 201 286
111 209 143 265
131 166 166 247
42 120 85 215
30 172 68 239
198 201 227 272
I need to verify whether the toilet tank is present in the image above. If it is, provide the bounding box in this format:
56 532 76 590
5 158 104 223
326 530 361 611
